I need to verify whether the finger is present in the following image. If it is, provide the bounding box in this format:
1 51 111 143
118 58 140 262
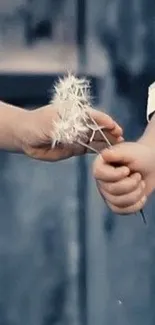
109 121 123 138
90 109 114 128
99 130 124 145
107 196 147 215
101 143 135 165
99 173 142 195
93 155 130 181
89 109 123 135
102 181 145 208
117 136 124 142
92 129 124 145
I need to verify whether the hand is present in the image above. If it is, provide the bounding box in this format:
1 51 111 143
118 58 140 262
20 105 123 161
93 141 155 214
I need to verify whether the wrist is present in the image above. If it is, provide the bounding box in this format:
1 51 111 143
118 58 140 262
138 133 155 149
5 106 30 152
138 115 155 150
14 108 31 152
138 135 155 164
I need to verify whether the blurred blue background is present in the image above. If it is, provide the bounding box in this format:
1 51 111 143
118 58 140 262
0 1 155 325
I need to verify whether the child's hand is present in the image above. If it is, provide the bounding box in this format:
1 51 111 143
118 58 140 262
93 141 155 214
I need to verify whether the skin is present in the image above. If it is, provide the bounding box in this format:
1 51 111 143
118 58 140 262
93 114 155 214
0 101 123 161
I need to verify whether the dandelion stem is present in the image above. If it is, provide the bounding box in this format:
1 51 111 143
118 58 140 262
140 209 147 225
87 113 112 148
77 140 100 154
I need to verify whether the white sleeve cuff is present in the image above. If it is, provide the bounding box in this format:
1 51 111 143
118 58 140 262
147 82 155 121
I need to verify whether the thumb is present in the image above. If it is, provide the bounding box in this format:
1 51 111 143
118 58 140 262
101 142 135 165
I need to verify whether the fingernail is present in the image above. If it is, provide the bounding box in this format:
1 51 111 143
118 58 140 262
118 136 124 142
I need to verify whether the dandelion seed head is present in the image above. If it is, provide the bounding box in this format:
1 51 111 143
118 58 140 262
51 74 93 146
52 74 92 118
51 119 89 146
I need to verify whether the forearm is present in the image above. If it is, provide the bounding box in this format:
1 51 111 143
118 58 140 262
0 101 28 152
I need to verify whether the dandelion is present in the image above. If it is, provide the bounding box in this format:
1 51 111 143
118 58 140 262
50 73 111 152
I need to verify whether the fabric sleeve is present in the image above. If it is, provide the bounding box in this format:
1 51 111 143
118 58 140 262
147 82 155 121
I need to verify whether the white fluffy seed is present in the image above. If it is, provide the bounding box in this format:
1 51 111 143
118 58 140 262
51 74 93 146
